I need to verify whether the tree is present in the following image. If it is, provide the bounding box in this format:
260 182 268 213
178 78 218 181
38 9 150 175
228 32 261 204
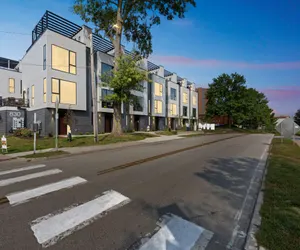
100 54 149 135
205 73 247 127
294 109 300 126
73 0 196 134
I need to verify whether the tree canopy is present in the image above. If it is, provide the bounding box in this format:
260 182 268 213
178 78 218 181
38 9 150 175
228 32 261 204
294 109 300 126
206 73 275 130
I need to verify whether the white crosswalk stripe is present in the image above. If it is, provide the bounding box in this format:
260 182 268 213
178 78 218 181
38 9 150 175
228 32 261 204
0 164 46 176
30 190 131 247
6 177 87 206
0 169 62 187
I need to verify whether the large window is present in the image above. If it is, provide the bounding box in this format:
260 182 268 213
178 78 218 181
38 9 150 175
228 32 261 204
101 63 113 75
193 108 197 118
9 78 15 93
183 106 188 116
133 96 143 112
154 100 163 114
170 88 176 100
43 44 46 70
155 82 163 96
43 78 47 103
52 45 76 74
31 85 35 106
51 78 76 105
193 95 197 106
101 89 114 108
20 80 22 94
183 92 188 104
170 104 177 115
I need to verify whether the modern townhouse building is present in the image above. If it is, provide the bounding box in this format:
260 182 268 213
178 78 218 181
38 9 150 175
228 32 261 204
0 10 199 136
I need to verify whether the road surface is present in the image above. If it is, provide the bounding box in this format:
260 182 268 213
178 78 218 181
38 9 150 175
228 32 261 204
0 133 273 250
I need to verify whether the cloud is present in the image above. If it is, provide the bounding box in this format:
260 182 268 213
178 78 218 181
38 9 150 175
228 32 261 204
150 55 300 70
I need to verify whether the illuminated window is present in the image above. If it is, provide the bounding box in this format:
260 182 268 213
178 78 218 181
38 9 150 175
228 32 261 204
154 82 163 96
51 78 76 105
31 85 35 106
154 100 163 114
9 78 15 93
183 92 188 104
170 104 177 115
52 45 76 74
193 96 196 106
43 78 47 103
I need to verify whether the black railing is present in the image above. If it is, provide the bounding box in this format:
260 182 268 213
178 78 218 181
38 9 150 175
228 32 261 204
0 97 29 107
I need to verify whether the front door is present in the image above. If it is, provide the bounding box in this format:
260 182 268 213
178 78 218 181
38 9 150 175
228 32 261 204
105 113 113 133
134 116 139 131
59 116 67 135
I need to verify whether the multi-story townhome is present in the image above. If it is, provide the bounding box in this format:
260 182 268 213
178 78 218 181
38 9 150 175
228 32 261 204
189 82 198 129
0 10 199 135
0 57 26 134
164 71 180 130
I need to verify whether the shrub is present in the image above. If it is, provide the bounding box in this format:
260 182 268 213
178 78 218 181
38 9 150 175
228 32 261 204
13 128 33 138
85 132 91 135
48 132 53 137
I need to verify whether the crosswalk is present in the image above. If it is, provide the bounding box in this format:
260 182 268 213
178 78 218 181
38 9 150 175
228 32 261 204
0 164 213 249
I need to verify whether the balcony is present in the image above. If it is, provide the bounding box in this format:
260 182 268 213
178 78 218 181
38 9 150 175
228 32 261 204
0 97 29 108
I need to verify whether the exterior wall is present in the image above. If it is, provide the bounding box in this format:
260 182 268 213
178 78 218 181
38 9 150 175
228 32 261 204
166 80 179 118
150 73 166 118
0 68 22 99
0 107 26 135
196 87 208 117
21 30 88 112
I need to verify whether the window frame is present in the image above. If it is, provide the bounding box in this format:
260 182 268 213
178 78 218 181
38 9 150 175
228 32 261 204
51 44 77 75
101 88 114 108
193 95 197 106
9 78 15 93
183 106 188 117
43 78 47 103
171 103 177 115
133 96 144 112
170 88 177 101
183 92 188 104
43 44 46 70
154 100 163 114
154 82 163 97
51 78 77 105
31 85 35 106
193 108 197 118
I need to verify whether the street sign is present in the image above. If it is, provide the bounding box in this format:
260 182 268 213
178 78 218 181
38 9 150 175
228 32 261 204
276 118 300 138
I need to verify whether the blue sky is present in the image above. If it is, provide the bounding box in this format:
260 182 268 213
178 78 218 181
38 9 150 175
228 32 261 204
1 0 299 115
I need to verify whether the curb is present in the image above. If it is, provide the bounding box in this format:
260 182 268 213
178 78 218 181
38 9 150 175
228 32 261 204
243 138 273 250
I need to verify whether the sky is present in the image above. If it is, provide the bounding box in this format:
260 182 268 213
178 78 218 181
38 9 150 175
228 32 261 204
0 0 300 116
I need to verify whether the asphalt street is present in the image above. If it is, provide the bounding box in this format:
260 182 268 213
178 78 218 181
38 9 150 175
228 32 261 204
0 133 273 250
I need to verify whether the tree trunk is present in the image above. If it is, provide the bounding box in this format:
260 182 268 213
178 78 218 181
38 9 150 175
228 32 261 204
111 0 123 136
112 102 122 135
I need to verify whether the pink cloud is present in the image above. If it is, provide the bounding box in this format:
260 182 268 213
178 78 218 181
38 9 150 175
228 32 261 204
261 86 300 100
150 55 300 70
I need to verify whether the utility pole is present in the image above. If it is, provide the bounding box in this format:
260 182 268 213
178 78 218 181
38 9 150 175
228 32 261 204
90 33 98 142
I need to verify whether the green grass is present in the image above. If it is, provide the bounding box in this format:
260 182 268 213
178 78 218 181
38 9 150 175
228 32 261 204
22 150 69 159
4 133 156 154
256 138 300 250
155 130 177 136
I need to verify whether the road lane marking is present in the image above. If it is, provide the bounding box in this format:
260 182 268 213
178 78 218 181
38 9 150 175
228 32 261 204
138 214 213 250
0 164 46 176
31 190 130 247
7 177 87 206
0 169 62 187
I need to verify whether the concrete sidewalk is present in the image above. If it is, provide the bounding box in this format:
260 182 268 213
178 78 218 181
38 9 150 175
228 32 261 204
0 133 199 161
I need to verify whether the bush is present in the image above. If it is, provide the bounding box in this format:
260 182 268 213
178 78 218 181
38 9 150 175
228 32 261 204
48 132 53 137
13 128 33 138
85 132 91 135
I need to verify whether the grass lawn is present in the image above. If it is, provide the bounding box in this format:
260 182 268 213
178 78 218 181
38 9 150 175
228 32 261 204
22 150 69 159
256 139 300 250
4 133 156 154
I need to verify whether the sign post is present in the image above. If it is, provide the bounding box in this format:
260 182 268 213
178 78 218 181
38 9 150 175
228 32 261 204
1 135 7 153
33 113 36 154
55 97 59 151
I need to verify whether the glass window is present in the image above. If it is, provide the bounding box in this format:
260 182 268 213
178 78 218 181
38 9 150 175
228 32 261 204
52 45 76 74
101 63 113 75
183 106 188 116
31 85 35 106
60 80 76 105
193 108 197 118
170 88 176 100
154 100 163 114
133 96 143 112
20 80 22 94
193 96 197 106
155 82 163 96
51 78 76 105
171 104 177 115
183 92 188 103
9 78 15 93
101 89 114 108
43 44 46 70
43 78 47 103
